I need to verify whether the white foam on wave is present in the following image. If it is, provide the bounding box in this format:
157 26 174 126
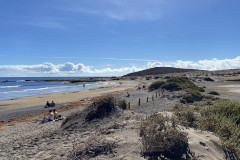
1 86 69 94
0 85 21 88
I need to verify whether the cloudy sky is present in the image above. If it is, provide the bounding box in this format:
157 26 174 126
0 0 240 77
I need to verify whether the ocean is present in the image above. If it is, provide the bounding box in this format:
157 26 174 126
0 77 105 101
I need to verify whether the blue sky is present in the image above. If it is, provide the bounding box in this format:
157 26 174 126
0 0 240 77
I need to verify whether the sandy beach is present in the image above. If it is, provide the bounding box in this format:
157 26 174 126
0 74 240 159
0 81 138 121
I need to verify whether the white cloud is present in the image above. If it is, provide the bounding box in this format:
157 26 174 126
148 56 240 70
0 62 143 76
147 62 163 68
24 62 58 73
1 57 240 77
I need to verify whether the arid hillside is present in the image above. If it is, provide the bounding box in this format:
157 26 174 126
123 67 203 77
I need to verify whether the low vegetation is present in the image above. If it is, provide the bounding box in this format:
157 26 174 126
172 99 240 155
118 99 127 110
85 96 116 122
148 81 165 91
149 77 205 103
204 77 214 82
140 114 189 159
208 91 220 95
68 135 116 159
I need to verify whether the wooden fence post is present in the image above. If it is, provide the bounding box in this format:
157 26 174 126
128 102 130 110
147 97 148 102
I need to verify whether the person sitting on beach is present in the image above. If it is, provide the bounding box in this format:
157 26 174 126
53 109 64 120
42 114 49 123
126 92 130 97
51 101 55 107
45 101 51 108
48 110 54 121
53 109 58 119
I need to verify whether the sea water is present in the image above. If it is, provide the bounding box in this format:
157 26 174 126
0 77 105 101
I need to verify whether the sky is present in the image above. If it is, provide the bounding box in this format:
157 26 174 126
0 0 240 77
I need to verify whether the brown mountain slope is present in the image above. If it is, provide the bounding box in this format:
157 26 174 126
123 67 202 77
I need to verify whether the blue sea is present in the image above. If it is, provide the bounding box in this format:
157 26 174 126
0 77 105 101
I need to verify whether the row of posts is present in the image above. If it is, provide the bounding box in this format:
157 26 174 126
126 89 163 110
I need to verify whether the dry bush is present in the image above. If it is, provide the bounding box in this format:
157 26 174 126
118 99 127 110
98 122 124 135
140 114 188 159
85 96 116 122
68 135 117 160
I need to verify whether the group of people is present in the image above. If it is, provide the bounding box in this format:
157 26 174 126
42 109 63 123
44 101 55 108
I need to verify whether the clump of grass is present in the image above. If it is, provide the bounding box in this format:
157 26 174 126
85 96 116 122
208 91 220 95
148 81 165 91
68 135 117 159
204 77 214 82
118 99 127 110
154 76 160 79
146 76 152 80
175 110 197 127
140 114 188 159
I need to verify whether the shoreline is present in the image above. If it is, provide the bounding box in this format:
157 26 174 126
0 80 138 123
0 80 108 102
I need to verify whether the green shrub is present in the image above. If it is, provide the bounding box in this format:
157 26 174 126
154 76 160 79
204 77 214 82
146 76 152 80
173 99 240 154
148 81 165 91
140 114 188 159
162 82 182 91
183 90 203 103
175 110 196 127
162 77 204 92
199 100 240 153
208 91 220 95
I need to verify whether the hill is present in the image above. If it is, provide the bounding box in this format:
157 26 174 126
123 67 202 77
